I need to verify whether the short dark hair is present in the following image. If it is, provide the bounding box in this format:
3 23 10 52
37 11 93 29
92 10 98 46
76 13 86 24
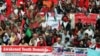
65 38 69 41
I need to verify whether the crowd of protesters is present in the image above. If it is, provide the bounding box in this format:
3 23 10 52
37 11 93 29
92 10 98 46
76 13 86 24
0 0 100 49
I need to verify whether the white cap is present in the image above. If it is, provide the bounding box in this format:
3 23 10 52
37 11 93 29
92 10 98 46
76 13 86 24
14 9 18 15
5 33 8 36
20 2 23 4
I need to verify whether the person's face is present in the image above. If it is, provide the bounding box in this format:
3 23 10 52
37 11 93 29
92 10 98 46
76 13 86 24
57 37 61 43
85 34 88 38
64 30 67 35
75 35 78 38
95 30 99 33
27 1 30 5
49 33 52 36
33 33 38 38
40 38 43 42
43 5 46 8
22 40 25 44
80 41 83 45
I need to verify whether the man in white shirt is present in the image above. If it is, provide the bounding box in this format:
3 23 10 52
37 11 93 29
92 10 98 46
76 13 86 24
64 38 71 47
0 1 6 14
53 37 63 47
59 30 70 44
84 26 94 38
29 33 40 46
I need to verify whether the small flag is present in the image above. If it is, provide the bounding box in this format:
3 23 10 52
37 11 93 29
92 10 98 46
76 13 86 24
25 28 32 38
84 0 89 9
26 18 30 25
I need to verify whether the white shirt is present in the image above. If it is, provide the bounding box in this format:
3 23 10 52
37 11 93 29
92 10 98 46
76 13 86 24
77 30 84 40
41 22 47 28
29 38 40 46
14 9 18 15
0 3 6 13
34 38 40 46
63 22 68 28
96 1 100 6
60 33 70 44
64 42 71 47
69 13 75 29
96 48 100 52
17 33 21 40
58 0 64 12
89 38 96 48
89 8 92 13
53 42 63 47
3 33 9 42
84 29 94 37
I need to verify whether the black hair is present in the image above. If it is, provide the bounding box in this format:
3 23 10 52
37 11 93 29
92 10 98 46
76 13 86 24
65 38 69 41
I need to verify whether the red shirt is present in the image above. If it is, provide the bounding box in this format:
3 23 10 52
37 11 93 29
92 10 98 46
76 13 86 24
72 39 80 47
37 41 47 46
41 7 49 13
96 43 100 48
32 21 40 29
21 19 25 31
62 16 69 22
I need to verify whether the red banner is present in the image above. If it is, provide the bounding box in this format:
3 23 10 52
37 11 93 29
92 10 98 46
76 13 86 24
0 46 89 56
75 13 97 25
2 46 52 53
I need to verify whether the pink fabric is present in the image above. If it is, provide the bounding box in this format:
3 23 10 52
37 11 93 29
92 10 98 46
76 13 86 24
0 14 5 21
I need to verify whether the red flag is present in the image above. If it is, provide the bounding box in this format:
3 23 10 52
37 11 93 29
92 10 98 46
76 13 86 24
6 0 12 6
16 0 24 7
5 0 12 17
32 0 38 4
21 19 25 32
17 0 26 12
79 0 84 8
52 0 58 5
84 0 89 9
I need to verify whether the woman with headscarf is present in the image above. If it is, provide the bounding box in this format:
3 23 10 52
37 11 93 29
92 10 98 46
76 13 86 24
3 32 10 45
